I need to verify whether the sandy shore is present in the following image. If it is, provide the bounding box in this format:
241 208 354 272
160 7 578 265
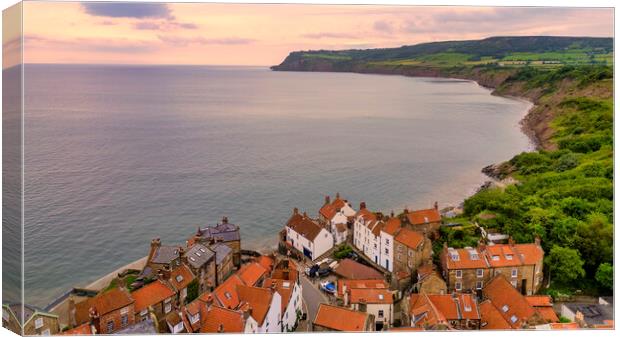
83 256 148 291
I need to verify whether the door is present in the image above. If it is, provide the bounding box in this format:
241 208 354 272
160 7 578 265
303 247 312 260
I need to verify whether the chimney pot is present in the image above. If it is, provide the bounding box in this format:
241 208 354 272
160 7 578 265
434 201 439 210
336 192 340 199
325 195 331 205
360 202 366 210
222 216 228 224
293 207 298 215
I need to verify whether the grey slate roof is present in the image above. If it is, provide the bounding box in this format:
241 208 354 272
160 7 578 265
211 243 233 265
115 318 157 334
563 302 614 326
198 223 240 242
186 243 215 269
151 245 180 264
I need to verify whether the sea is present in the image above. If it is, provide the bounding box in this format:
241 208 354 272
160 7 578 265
9 64 532 307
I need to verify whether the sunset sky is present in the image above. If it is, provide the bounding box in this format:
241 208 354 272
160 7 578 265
7 2 615 67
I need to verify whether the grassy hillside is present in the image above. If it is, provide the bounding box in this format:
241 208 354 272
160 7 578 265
273 36 614 296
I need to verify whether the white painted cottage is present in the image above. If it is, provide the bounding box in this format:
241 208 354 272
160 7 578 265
285 209 333 261
319 194 356 245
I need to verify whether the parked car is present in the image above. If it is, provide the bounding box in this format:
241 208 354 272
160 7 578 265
317 267 331 277
306 264 319 277
347 252 360 260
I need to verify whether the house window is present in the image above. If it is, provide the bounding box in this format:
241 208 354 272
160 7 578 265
408 260 413 268
386 239 390 245
397 245 403 252
385 248 389 254
121 314 128 327
511 268 518 278
165 303 172 314
107 320 114 333
455 270 462 279
41 329 51 336
408 250 413 257
35 318 44 329
477 269 484 278
190 314 200 324
511 280 518 288
476 281 483 290
455 282 462 291
378 310 384 318
397 254 402 262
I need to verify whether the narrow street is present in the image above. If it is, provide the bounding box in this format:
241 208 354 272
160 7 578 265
300 275 329 331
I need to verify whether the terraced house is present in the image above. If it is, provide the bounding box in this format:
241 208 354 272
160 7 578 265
318 193 356 244
440 238 544 295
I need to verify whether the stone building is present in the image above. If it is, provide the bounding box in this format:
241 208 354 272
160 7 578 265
403 203 442 236
2 303 60 336
72 288 135 334
413 263 447 295
211 243 234 286
192 217 242 267
440 238 544 295
408 293 481 330
393 228 432 276
313 304 375 332
130 279 176 331
184 243 216 293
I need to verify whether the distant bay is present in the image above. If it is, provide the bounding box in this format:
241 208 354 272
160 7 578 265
20 64 531 306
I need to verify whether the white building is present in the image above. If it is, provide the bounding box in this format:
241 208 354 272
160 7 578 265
345 288 394 330
319 194 356 245
237 285 282 333
285 209 333 261
379 217 401 272
353 203 384 265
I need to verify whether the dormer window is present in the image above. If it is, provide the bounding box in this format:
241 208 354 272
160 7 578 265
176 275 184 283
510 315 518 323
492 255 500 261
506 254 513 260
449 251 459 261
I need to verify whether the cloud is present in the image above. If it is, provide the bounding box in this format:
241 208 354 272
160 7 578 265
373 20 394 34
24 34 158 54
157 35 255 46
301 32 359 39
81 3 172 19
133 21 199 31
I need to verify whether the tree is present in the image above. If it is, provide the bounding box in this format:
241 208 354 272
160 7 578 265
595 263 613 291
186 279 200 303
546 245 585 285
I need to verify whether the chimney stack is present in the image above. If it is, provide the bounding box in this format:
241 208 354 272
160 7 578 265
479 241 486 253
534 236 541 246
508 236 515 246
303 211 307 218
360 202 366 210
325 195 331 205
293 207 298 215
403 208 409 214
390 210 395 218
222 216 228 224
336 192 340 199
434 201 439 210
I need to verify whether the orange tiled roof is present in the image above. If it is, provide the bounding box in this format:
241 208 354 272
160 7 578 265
238 262 268 287
286 213 324 241
256 256 274 273
337 279 388 297
200 305 245 333
213 274 244 309
482 275 538 328
236 285 273 325
525 295 553 307
314 304 369 331
406 208 441 225
131 279 175 313
483 245 522 267
62 323 93 335
333 258 384 280
75 288 134 325
382 217 402 235
479 300 511 330
169 264 195 291
185 299 203 316
263 278 295 317
319 203 337 220
349 288 393 304
537 307 560 323
395 228 424 249
426 294 480 321
514 243 544 265
410 294 446 328
443 247 489 270
356 208 377 222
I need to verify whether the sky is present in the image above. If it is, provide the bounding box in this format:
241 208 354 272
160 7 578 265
4 2 615 67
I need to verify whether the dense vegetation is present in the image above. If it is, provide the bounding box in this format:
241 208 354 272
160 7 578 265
462 65 613 296
273 37 613 297
273 36 613 71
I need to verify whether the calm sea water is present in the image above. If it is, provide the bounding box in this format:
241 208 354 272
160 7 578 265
19 64 531 306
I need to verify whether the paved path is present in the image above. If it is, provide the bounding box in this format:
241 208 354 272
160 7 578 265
300 275 329 331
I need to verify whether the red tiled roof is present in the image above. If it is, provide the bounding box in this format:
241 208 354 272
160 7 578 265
263 278 295 317
525 295 553 307
349 288 393 304
238 262 268 287
537 307 560 323
333 259 384 280
319 204 337 220
75 288 134 325
356 208 377 222
337 279 388 297
236 285 273 325
212 274 244 309
169 264 195 291
200 306 245 333
382 217 401 235
442 247 489 270
482 275 538 328
314 304 369 331
131 280 176 313
514 243 544 265
479 300 511 330
395 228 424 249
286 213 324 241
426 294 480 321
406 208 441 225
484 245 522 267
62 323 93 335
185 299 203 316
256 256 274 273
